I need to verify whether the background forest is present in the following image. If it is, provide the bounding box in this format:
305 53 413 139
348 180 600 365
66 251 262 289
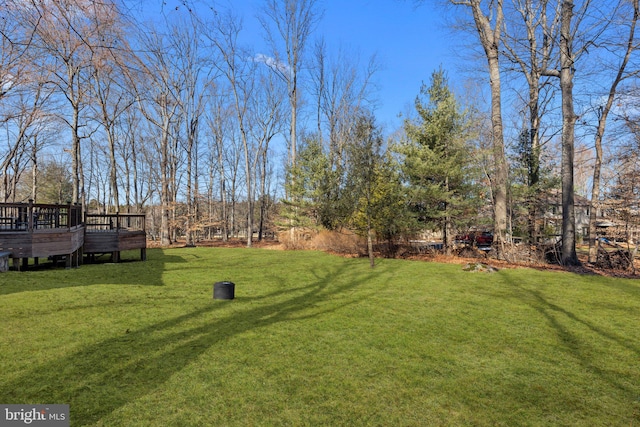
1 0 640 266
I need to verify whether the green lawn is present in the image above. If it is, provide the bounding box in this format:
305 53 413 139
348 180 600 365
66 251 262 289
1 247 639 426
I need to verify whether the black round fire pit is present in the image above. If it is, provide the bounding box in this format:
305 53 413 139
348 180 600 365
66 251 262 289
213 281 235 300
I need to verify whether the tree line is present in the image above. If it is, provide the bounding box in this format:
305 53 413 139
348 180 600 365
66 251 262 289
1 0 639 265
451 0 640 265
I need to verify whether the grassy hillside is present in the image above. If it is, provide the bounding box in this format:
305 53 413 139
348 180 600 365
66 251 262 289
1 247 639 426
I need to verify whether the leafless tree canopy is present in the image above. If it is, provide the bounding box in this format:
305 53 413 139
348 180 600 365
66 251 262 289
1 0 639 262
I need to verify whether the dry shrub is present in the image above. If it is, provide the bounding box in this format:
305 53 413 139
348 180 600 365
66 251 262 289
310 229 365 255
278 228 365 254
377 242 411 258
475 243 549 264
277 228 318 250
278 231 366 255
503 244 549 264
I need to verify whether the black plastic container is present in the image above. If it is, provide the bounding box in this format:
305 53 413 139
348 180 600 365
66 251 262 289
213 281 235 300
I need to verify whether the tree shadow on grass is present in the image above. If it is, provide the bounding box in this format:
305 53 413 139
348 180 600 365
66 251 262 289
0 262 378 425
0 249 185 295
505 278 640 397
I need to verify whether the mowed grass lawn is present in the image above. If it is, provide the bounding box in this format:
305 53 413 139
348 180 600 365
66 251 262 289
0 247 639 426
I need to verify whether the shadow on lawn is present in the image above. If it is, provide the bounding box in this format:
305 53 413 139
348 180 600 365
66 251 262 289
506 278 639 398
0 261 378 425
0 249 185 295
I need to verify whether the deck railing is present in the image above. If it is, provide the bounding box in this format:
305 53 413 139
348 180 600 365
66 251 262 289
85 213 146 233
0 200 82 232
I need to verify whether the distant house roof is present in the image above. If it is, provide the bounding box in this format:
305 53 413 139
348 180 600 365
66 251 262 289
595 220 616 228
540 189 590 207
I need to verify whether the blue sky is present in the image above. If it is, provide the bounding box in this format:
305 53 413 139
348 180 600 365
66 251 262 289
224 0 460 132
316 0 457 129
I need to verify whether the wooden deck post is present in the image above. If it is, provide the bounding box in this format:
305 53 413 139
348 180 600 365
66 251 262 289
27 199 34 232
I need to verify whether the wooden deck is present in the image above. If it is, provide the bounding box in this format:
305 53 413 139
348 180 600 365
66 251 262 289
85 213 147 262
0 201 146 270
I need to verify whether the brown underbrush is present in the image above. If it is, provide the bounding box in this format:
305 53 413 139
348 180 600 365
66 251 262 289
149 233 640 278
278 228 365 255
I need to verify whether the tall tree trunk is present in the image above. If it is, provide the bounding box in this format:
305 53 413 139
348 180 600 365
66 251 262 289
444 177 453 256
122 144 132 213
31 138 38 202
79 146 86 212
559 0 579 266
132 136 140 212
258 149 268 241
160 129 171 246
234 106 252 247
108 130 119 212
290 82 297 167
220 178 229 242
71 105 81 204
457 0 509 257
487 52 509 257
528 84 541 242
185 132 194 247
367 218 375 268
588 0 638 263
501 0 556 245
588 134 603 263
220 161 228 242
194 143 200 243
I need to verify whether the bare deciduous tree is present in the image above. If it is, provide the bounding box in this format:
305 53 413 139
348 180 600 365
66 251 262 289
209 11 260 246
311 41 380 171
260 0 322 167
131 24 183 245
249 64 286 241
25 0 116 207
502 0 560 242
587 0 639 263
450 0 510 256
171 15 212 246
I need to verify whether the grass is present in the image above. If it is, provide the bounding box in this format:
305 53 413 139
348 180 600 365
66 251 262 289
0 247 639 426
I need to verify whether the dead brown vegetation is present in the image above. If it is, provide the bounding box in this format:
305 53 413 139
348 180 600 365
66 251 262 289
595 247 634 271
150 231 640 278
278 229 365 255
